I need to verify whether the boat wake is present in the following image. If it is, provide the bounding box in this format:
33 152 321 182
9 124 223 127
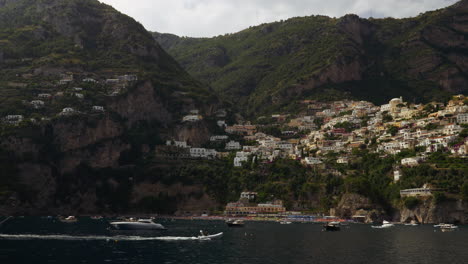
0 232 223 241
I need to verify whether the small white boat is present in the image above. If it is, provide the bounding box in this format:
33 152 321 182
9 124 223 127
198 232 223 240
433 223 457 228
226 219 244 227
110 218 166 230
435 223 458 232
404 220 419 226
371 220 394 229
279 221 292 225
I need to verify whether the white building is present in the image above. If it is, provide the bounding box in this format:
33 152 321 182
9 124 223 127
166 140 189 148
61 108 75 115
240 191 257 200
401 157 422 167
234 156 249 167
225 141 241 150
118 74 138 82
400 184 441 197
190 148 217 159
277 142 293 150
92 106 105 112
380 104 391 112
210 135 229 141
4 115 24 124
457 113 468 124
394 169 402 182
217 120 227 127
182 115 202 122
303 157 323 165
30 100 45 109
82 78 97 83
337 157 349 164
106 79 120 84
443 124 461 135
38 93 52 99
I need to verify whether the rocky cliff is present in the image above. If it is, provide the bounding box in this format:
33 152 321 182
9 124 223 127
334 193 468 224
0 0 221 215
334 193 386 223
398 198 468 224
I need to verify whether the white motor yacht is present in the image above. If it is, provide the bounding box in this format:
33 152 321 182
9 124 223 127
434 223 458 232
110 218 166 230
371 220 394 229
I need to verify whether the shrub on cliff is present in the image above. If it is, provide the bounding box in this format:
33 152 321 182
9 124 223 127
461 182 468 201
432 192 447 205
404 197 421 210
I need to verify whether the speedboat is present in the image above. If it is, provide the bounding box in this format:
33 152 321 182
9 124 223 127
109 218 166 230
323 222 341 231
198 232 224 240
279 221 292 224
371 220 394 229
225 219 244 227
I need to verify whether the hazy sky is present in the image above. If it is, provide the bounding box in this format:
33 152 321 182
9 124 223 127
99 0 458 37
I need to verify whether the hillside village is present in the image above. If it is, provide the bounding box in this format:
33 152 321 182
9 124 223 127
1 72 467 218
1 72 138 124
162 95 467 174
3 74 467 185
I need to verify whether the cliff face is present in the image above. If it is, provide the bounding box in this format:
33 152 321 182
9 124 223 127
334 193 386 223
0 0 220 215
399 198 468 224
333 193 468 224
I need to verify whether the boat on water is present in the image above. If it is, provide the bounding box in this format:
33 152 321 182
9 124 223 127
371 220 394 229
404 220 419 226
279 220 292 224
225 219 244 227
59 216 78 223
434 223 458 232
109 218 166 230
197 232 223 240
323 222 341 231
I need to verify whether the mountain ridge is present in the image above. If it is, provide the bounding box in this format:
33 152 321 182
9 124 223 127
153 0 468 116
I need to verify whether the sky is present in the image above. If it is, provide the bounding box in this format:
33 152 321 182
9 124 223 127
99 0 459 37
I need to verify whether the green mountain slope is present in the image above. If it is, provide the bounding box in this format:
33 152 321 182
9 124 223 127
154 0 468 116
0 0 217 117
0 0 222 214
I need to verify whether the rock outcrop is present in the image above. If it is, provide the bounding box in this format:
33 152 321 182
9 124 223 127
398 198 468 224
334 193 386 223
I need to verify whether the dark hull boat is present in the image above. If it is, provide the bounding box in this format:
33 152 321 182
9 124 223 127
226 219 244 227
323 222 341 231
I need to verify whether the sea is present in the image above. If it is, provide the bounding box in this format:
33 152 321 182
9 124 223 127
0 217 467 264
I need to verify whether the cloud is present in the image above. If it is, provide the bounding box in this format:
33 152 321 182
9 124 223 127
99 0 458 37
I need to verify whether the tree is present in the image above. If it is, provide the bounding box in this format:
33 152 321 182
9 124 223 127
404 197 420 209
387 125 399 136
461 182 468 201
382 112 393 122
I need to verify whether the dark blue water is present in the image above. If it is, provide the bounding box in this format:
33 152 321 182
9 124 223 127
0 217 467 264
